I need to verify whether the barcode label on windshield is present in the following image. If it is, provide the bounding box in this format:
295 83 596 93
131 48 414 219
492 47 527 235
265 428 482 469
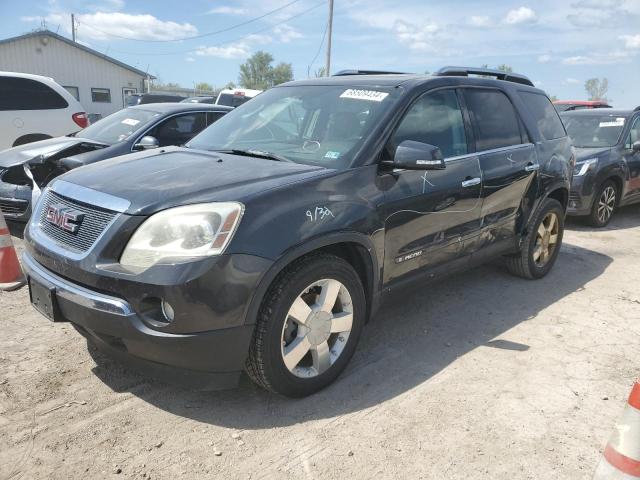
340 89 389 102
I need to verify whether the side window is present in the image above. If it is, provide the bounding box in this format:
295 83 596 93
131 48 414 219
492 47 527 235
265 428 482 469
464 89 523 151
519 91 566 140
0 77 68 110
206 112 224 126
91 88 111 103
149 113 208 146
390 89 468 158
626 117 640 149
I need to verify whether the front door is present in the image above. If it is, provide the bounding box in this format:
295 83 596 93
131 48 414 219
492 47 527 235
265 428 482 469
462 88 539 249
622 115 640 202
381 88 483 285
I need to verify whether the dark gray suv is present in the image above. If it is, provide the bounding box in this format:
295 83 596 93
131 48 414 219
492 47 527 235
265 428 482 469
562 108 640 226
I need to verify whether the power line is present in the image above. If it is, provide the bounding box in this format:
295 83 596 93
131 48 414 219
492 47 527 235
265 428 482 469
80 0 306 43
306 19 329 77
101 1 326 57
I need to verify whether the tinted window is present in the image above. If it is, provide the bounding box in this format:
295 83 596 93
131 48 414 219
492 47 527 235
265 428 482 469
625 116 640 149
217 93 251 107
206 112 225 125
0 77 68 110
91 88 111 103
149 112 208 146
465 89 522 151
520 92 565 140
390 89 467 158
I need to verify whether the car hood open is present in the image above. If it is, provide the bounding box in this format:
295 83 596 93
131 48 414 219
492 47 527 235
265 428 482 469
0 137 107 169
54 146 328 215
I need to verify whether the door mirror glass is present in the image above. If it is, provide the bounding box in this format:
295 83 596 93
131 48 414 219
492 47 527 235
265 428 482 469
387 140 446 170
133 135 159 151
633 141 640 153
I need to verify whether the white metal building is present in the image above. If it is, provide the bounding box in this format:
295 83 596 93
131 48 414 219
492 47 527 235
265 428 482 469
0 30 154 118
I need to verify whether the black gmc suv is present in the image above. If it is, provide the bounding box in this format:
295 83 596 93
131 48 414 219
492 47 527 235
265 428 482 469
23 67 573 397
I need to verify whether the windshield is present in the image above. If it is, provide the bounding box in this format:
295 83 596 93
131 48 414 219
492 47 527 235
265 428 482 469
561 114 627 148
78 108 160 145
190 85 398 168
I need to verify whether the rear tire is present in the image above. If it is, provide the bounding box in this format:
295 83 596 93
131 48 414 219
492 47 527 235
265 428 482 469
587 180 617 228
245 253 366 397
505 198 564 279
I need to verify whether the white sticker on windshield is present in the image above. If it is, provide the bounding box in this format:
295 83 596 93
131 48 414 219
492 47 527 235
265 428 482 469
324 151 341 159
599 119 624 127
340 89 389 102
121 118 140 126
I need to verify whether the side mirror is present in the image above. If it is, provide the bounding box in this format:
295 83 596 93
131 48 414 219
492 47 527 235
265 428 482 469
133 136 159 151
633 141 640 153
383 140 446 170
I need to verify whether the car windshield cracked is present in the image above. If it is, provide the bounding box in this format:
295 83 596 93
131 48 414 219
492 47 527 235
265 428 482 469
186 85 399 169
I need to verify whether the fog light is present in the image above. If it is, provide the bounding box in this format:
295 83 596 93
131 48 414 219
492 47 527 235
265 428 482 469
161 300 175 322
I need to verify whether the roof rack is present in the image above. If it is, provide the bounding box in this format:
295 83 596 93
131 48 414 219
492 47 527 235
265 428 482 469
434 66 534 87
332 69 409 76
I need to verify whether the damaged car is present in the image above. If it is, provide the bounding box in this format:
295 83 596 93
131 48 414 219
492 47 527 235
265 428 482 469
0 103 231 222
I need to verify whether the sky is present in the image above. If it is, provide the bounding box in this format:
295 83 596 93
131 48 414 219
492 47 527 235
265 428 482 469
1 0 639 106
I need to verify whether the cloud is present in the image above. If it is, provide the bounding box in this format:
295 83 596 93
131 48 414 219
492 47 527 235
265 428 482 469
195 34 272 59
391 19 441 52
504 7 537 25
537 54 552 63
621 34 640 49
468 15 492 28
565 78 580 84
207 6 248 15
562 51 631 65
273 24 303 43
22 12 198 41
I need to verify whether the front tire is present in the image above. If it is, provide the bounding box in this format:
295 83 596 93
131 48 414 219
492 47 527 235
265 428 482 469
246 253 366 397
587 180 617 227
505 198 564 279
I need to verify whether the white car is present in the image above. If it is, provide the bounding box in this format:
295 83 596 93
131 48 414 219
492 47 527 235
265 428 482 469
215 88 262 108
0 72 89 151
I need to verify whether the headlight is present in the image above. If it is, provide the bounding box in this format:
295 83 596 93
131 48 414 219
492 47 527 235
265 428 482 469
574 158 598 176
120 202 244 270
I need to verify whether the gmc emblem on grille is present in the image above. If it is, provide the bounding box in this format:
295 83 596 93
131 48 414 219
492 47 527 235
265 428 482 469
45 204 84 234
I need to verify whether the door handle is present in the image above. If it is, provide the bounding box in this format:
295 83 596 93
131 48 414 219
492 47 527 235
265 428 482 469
461 177 481 187
525 163 540 172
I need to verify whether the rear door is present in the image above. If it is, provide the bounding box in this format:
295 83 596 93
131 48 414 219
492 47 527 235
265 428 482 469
622 115 640 202
381 88 483 284
462 88 538 251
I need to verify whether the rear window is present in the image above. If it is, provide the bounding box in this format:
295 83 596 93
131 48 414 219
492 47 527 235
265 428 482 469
520 92 566 140
216 93 251 108
0 77 68 111
464 89 523 151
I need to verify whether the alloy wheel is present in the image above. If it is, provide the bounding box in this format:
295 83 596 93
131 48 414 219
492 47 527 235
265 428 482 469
597 185 616 224
533 211 560 267
280 279 353 378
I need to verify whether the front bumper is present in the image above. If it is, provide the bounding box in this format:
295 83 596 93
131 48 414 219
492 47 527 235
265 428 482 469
567 174 595 216
22 252 259 390
0 180 31 222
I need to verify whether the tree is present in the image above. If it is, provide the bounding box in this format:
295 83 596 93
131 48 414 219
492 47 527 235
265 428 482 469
238 51 294 89
194 82 213 92
313 67 326 78
224 81 236 89
585 78 609 102
496 64 513 73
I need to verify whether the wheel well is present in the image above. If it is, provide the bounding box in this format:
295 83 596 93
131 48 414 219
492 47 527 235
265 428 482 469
312 242 375 321
547 187 568 209
606 176 623 205
12 133 51 147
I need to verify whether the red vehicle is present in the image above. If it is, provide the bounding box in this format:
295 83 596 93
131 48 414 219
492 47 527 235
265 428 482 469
553 100 612 112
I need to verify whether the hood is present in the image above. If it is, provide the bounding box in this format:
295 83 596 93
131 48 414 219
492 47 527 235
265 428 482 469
0 136 107 169
574 146 612 161
55 146 328 215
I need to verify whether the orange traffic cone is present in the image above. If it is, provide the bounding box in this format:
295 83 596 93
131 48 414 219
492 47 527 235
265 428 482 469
593 380 640 479
0 211 25 291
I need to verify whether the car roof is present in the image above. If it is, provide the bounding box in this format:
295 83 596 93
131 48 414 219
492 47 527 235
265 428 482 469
279 73 545 95
560 108 633 117
128 102 233 113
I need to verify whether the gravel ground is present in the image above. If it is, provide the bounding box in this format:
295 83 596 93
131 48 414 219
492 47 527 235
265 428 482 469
1 205 639 480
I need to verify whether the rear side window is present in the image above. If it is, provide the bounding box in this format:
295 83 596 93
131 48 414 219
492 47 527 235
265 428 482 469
464 89 522 151
520 92 566 140
0 77 68 110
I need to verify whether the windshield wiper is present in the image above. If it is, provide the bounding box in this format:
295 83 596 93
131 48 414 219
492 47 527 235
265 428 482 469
213 149 291 162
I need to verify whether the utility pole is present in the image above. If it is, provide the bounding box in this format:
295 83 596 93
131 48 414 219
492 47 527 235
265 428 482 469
71 14 76 42
324 0 334 76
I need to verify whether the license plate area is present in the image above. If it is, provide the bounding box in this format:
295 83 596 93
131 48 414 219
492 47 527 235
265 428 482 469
28 277 62 322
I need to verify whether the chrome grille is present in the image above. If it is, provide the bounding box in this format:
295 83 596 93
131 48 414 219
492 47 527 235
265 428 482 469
0 199 29 216
38 190 118 253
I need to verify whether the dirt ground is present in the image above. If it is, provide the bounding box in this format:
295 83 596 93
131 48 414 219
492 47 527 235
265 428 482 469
1 206 639 480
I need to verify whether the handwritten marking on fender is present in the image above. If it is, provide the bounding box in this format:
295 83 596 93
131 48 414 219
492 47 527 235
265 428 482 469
306 206 335 222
